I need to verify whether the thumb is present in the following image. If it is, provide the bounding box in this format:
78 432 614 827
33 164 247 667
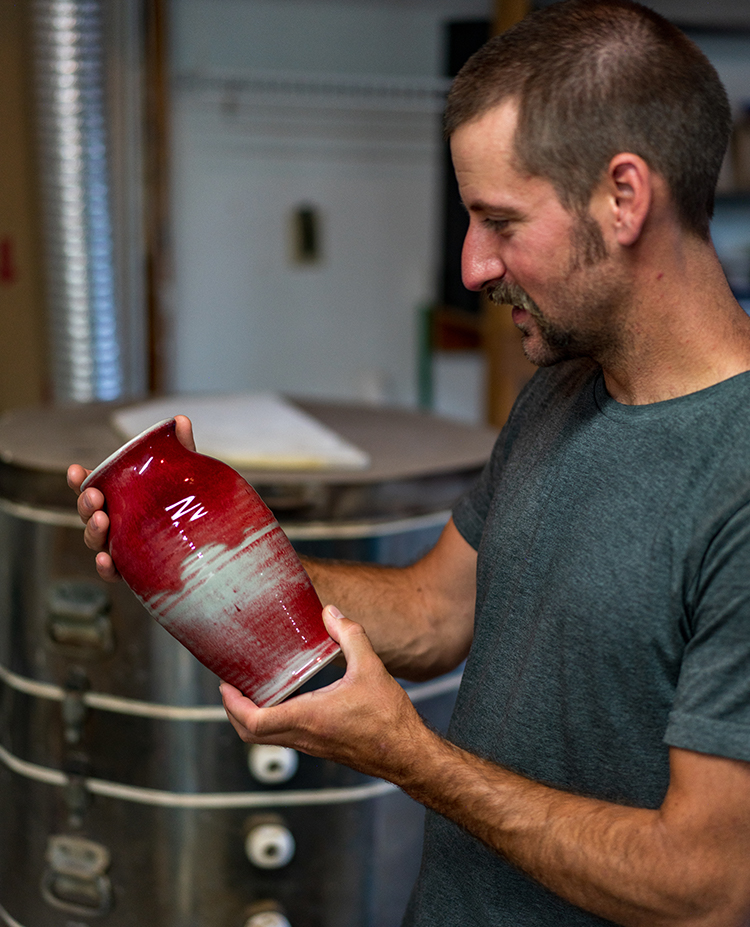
322 605 374 666
174 414 197 452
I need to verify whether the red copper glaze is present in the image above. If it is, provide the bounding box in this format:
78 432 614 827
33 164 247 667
81 418 340 706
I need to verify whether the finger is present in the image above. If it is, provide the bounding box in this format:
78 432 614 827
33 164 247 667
77 487 104 524
67 464 92 496
220 681 251 719
174 415 196 452
220 682 310 745
220 682 264 741
95 551 121 583
83 508 110 551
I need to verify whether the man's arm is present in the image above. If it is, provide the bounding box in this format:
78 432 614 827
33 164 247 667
403 725 750 927
299 517 476 680
222 612 750 927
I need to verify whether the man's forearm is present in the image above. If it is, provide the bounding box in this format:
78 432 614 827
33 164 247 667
300 555 465 679
394 727 749 927
298 519 477 681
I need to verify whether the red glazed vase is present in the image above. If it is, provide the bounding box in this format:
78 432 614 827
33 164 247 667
81 418 340 706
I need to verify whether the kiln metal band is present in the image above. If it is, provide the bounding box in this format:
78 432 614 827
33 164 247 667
0 743 398 810
0 902 24 927
0 664 461 805
0 494 450 539
0 661 461 720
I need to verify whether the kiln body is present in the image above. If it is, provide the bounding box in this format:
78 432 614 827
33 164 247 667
0 400 496 927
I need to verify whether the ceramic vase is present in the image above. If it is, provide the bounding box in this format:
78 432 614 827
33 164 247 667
81 418 340 706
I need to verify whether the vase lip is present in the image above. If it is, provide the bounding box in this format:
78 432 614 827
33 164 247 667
81 418 176 491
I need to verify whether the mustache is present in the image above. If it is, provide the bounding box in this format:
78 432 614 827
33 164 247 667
486 281 540 314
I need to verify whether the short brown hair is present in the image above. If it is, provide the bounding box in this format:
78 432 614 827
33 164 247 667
444 0 731 240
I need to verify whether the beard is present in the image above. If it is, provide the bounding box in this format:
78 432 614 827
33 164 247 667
486 212 620 367
487 281 583 365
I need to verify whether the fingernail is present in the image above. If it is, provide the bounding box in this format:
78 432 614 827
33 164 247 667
327 605 343 619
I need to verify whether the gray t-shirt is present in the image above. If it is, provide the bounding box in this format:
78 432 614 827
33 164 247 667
403 358 750 926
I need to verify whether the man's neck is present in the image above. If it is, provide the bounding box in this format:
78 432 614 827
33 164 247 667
599 235 750 406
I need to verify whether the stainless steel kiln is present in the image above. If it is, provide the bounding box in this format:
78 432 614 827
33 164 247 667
0 400 496 927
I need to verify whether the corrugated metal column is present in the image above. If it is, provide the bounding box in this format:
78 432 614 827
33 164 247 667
29 0 147 404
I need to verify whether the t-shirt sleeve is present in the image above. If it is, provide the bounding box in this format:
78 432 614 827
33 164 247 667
665 500 750 762
452 368 547 551
452 415 519 551
452 459 494 551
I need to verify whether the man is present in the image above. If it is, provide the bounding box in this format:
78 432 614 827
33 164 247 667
69 1 750 924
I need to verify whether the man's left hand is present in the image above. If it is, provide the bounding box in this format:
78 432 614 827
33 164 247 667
220 605 432 781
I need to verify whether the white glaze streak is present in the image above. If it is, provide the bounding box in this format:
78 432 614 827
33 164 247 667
146 521 285 630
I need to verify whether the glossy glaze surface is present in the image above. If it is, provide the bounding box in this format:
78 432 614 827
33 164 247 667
82 419 339 705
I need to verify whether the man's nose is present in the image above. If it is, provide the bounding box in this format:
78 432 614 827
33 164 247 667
461 224 506 292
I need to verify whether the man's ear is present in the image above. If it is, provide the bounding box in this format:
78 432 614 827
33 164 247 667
602 153 653 247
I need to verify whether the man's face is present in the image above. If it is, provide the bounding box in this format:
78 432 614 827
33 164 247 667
451 101 629 367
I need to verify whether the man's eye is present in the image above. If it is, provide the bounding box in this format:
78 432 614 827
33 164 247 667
483 218 510 233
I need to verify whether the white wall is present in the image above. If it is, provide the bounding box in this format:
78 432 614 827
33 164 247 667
165 0 491 406
171 0 464 76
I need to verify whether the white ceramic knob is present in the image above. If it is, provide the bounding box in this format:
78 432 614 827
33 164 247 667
247 745 298 784
245 824 296 869
244 913 292 927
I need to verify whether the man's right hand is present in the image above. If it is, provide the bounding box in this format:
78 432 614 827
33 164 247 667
66 414 196 583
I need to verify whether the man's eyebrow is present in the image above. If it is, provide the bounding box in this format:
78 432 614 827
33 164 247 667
464 199 525 221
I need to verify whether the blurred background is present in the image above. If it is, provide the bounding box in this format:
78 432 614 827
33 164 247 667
3 0 750 429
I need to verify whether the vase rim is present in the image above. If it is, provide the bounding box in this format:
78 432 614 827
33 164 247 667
81 418 175 491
